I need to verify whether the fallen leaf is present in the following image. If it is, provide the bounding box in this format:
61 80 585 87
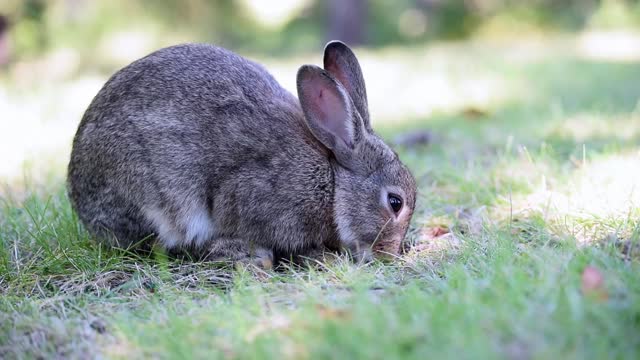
461 106 489 119
410 226 460 254
429 226 450 238
581 266 608 301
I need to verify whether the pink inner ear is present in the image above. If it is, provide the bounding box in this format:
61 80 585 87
312 84 350 145
325 56 353 97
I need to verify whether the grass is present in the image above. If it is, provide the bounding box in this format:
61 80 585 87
1 35 640 359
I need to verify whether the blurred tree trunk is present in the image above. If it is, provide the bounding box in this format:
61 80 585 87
0 14 9 66
326 0 368 45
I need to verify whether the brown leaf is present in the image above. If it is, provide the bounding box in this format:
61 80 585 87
461 106 489 120
427 226 450 238
409 225 461 255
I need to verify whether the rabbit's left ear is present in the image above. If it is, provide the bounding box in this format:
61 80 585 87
297 65 365 169
323 41 371 131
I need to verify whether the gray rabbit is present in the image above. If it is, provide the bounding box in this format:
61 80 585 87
67 41 417 268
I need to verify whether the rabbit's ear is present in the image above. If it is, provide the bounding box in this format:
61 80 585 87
297 65 364 168
323 41 370 131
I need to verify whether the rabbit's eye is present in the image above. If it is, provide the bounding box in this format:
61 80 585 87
388 193 403 213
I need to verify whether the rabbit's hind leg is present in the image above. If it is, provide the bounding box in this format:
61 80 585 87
84 202 155 253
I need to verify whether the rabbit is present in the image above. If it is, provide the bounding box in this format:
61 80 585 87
67 40 417 268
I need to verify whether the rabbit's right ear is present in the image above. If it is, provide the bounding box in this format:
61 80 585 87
323 41 371 131
297 65 364 168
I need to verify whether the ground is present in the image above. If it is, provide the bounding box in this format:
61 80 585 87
1 33 639 359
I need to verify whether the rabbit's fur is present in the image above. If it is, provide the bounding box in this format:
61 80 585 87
68 41 416 266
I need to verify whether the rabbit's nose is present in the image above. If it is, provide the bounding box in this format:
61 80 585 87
351 247 373 264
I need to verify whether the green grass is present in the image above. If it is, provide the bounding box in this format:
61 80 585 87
1 37 640 359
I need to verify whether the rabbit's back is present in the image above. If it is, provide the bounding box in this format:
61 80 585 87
78 43 301 144
68 44 334 253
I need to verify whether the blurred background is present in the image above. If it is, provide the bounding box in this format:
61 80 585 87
0 0 639 187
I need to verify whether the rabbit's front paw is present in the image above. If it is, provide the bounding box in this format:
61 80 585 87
205 238 274 270
237 247 274 270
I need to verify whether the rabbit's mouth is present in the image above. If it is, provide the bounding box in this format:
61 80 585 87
345 232 403 263
372 235 403 258
346 243 374 264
